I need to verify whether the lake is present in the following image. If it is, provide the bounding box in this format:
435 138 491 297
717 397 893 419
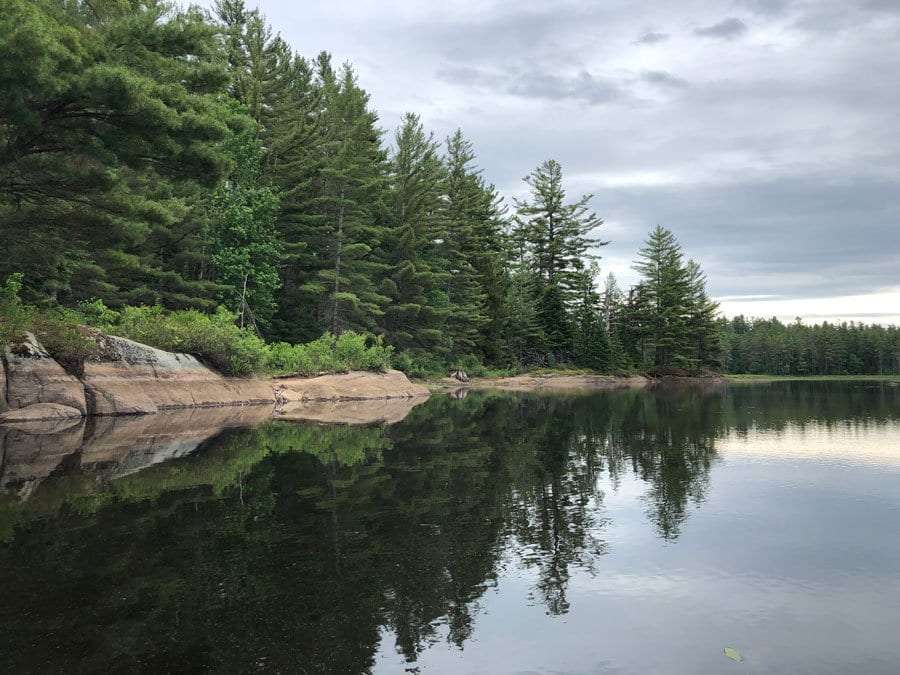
1 381 899 674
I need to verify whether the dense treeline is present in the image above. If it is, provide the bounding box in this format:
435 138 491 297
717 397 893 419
720 317 900 375
4 0 892 377
0 0 721 374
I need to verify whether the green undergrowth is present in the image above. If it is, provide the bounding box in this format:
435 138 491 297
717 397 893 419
1 275 393 377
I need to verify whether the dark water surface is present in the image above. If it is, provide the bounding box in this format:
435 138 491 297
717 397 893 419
2 381 900 674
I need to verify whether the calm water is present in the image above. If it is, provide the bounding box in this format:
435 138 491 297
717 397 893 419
2 381 900 674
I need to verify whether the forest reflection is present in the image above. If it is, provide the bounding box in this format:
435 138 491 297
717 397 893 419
1 381 898 673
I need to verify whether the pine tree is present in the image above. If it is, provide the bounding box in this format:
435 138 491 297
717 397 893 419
512 160 606 293
632 226 693 369
684 260 721 370
512 160 606 358
0 0 240 307
318 65 390 335
505 270 545 365
269 60 389 340
572 263 610 370
214 0 291 135
441 129 516 360
267 53 328 341
382 113 449 353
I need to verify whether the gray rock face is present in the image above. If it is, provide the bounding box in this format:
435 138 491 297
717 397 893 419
81 335 274 415
0 402 84 422
3 333 87 415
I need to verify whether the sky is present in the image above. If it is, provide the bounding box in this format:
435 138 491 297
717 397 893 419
211 0 900 324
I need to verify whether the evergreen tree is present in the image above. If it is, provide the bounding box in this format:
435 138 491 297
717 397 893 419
504 270 545 365
632 226 693 369
572 263 610 370
214 0 291 135
270 60 389 339
382 114 449 353
0 0 239 307
512 160 605 292
684 260 722 370
443 131 513 362
513 160 606 357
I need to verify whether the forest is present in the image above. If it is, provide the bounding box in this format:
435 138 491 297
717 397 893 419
1 0 896 377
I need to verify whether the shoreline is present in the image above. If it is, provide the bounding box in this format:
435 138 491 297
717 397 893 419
425 372 727 393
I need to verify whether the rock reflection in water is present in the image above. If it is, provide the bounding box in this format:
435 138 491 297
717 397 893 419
0 381 898 674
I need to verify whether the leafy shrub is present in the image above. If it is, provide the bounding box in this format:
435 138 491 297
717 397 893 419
29 308 99 366
0 274 31 346
267 331 393 377
5 287 395 379
393 350 447 379
78 302 269 376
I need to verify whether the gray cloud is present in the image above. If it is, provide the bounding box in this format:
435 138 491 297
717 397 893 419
736 0 791 15
641 70 690 88
437 65 625 105
694 17 749 38
635 31 670 44
200 0 900 318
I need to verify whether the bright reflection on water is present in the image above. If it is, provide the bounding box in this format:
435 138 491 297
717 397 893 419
1 381 899 674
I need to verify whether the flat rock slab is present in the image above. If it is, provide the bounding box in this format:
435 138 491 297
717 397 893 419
0 402 84 422
276 396 426 425
276 370 430 402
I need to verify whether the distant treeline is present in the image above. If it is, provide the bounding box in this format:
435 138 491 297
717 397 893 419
720 317 900 375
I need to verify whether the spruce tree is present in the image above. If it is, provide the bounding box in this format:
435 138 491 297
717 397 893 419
572 263 611 370
684 260 722 370
382 114 449 353
269 60 389 340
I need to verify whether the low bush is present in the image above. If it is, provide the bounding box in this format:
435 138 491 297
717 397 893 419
2 276 403 379
29 309 99 367
1 275 97 366
76 303 269 376
392 350 447 379
0 274 31 346
267 332 393 377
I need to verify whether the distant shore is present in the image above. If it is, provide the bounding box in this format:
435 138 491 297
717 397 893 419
426 371 727 393
725 374 900 384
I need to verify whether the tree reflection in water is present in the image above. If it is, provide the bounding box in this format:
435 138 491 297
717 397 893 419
1 381 898 673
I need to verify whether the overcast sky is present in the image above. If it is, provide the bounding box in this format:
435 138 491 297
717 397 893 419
214 0 900 324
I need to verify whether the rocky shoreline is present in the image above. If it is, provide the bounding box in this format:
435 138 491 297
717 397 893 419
0 332 429 423
429 372 725 393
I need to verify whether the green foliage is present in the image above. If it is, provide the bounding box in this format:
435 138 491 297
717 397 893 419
267 332 393 376
1 274 96 364
79 304 268 376
29 308 99 366
392 350 449 379
0 274 30 346
627 226 721 373
0 0 242 310
207 123 282 327
4 1 830 379
721 315 900 375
